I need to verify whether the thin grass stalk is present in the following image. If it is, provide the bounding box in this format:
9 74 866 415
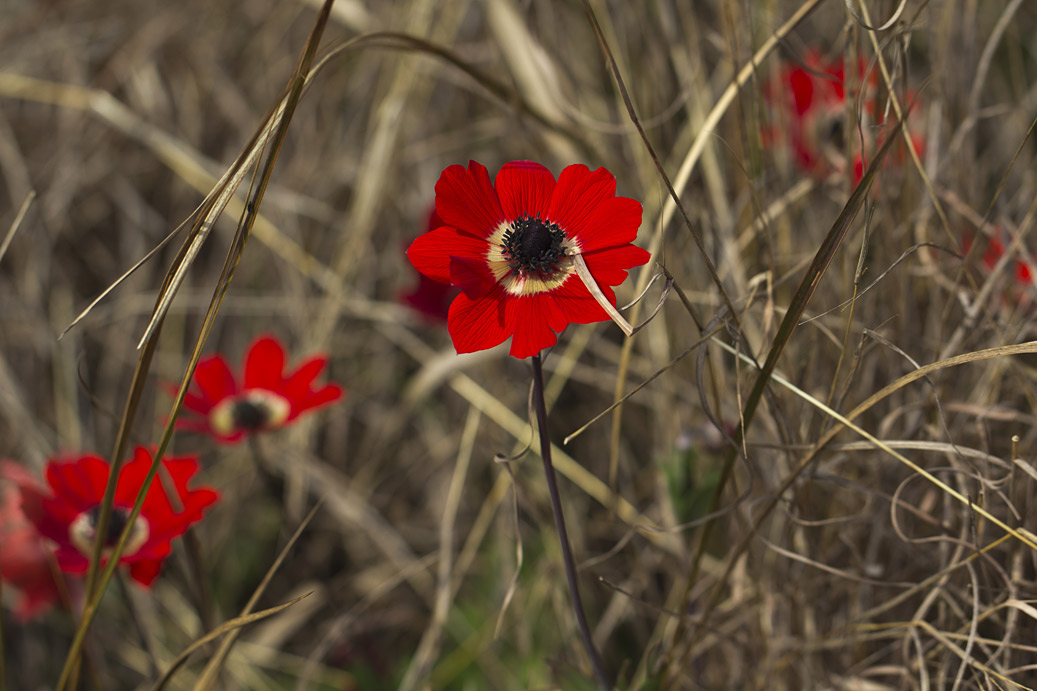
531 353 610 690
0 191 34 269
661 120 907 683
53 3 336 688
61 327 164 689
191 501 324 691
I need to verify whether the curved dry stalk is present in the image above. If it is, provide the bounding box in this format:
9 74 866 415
572 254 670 337
150 593 313 691
662 112 907 683
191 499 324 691
676 337 1037 674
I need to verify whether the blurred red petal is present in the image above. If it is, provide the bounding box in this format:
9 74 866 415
244 336 286 390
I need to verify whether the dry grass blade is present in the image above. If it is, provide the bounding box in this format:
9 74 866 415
0 190 33 269
679 338 1037 680
7 0 1037 686
606 0 827 581
149 593 312 691
714 337 1037 551
398 408 480 691
563 324 725 445
192 499 325 691
53 3 338 688
578 0 740 329
663 114 909 681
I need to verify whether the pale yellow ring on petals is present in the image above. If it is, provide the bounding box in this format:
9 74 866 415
70 511 151 559
209 389 292 437
486 220 582 297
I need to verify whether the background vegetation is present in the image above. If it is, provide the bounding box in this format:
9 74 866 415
2 0 1037 688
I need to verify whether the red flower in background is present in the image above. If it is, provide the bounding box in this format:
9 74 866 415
764 50 925 182
19 448 218 586
177 335 343 444
0 461 64 619
964 227 1033 287
407 161 650 358
401 209 460 323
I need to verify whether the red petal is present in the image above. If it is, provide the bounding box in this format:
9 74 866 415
494 161 556 221
401 273 457 322
408 226 490 285
449 255 499 298
174 416 220 436
129 559 162 586
244 336 286 390
508 294 569 358
118 449 175 528
548 165 617 240
447 285 513 354
549 274 612 325
47 456 108 511
282 357 343 416
52 546 89 575
284 356 328 393
17 481 66 546
435 161 506 240
192 355 238 407
181 389 214 415
788 66 815 116
290 384 342 419
582 244 651 287
571 196 642 252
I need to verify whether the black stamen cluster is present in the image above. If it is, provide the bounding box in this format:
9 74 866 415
233 399 269 430
86 506 132 546
501 216 567 275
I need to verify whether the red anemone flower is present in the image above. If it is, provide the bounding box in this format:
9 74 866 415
401 209 460 323
1 461 64 619
763 50 925 183
176 334 343 444
407 161 650 359
18 448 219 586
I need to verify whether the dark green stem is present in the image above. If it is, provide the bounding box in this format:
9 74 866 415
531 353 610 690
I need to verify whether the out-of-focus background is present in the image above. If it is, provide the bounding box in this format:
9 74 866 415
3 0 1037 688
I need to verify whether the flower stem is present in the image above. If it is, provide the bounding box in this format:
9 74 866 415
531 353 610 690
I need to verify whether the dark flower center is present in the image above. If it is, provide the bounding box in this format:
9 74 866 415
85 506 132 547
232 398 270 430
70 505 149 558
209 390 291 438
501 217 567 275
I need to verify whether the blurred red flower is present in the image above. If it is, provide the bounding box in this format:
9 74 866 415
407 160 650 358
764 50 925 183
400 209 459 323
19 448 219 586
176 335 343 444
0 461 63 619
964 227 1033 286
